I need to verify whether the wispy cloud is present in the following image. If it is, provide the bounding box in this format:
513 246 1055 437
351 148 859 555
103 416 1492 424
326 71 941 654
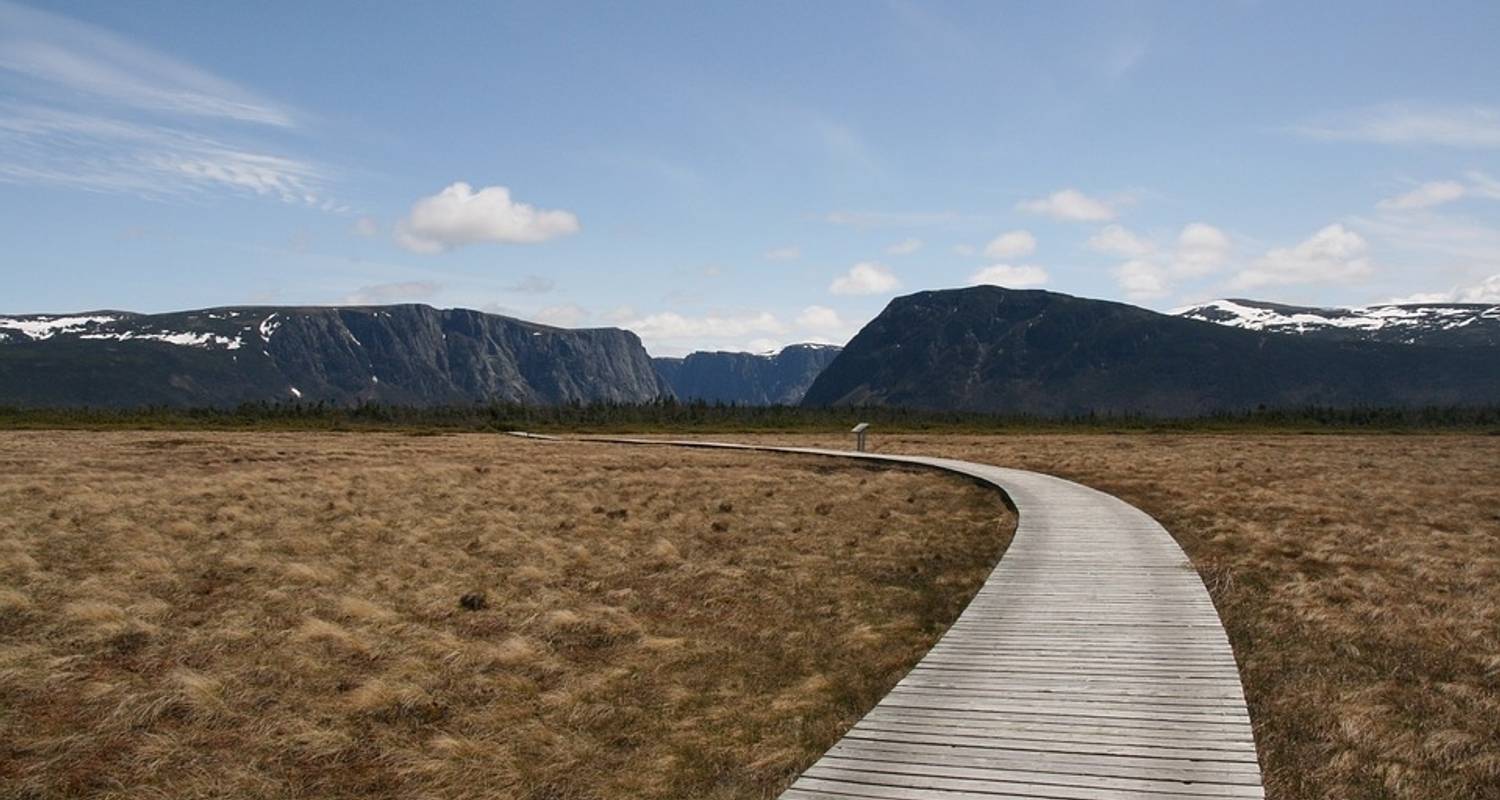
1017 189 1117 222
984 230 1036 259
0 1 294 126
1377 180 1467 210
503 275 556 294
1292 104 1500 148
1101 37 1149 82
0 103 332 204
885 237 923 256
971 264 1048 288
0 2 336 207
342 281 441 305
823 209 973 229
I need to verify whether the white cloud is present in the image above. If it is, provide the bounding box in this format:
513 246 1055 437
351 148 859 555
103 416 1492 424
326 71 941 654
796 305 844 331
1293 104 1500 148
619 304 862 355
1087 224 1153 258
624 310 789 355
983 230 1036 259
1384 274 1500 305
1231 224 1373 289
1114 260 1170 300
829 261 901 295
503 275 555 294
1098 222 1230 298
1174 223 1231 277
970 264 1048 288
1456 274 1500 302
532 304 589 328
886 237 923 256
343 281 440 305
352 216 379 237
627 311 785 340
395 182 580 254
1378 180 1467 210
763 245 801 261
1017 188 1115 221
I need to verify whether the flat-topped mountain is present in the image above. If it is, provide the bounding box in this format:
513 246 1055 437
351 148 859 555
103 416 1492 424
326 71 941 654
1175 298 1500 347
801 286 1500 415
0 305 670 407
652 343 842 405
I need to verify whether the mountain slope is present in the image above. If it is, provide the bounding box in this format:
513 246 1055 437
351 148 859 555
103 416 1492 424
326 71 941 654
652 344 841 405
1175 298 1500 347
801 286 1500 415
0 305 670 407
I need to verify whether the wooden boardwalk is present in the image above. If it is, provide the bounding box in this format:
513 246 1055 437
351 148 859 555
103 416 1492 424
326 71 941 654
569 437 1265 799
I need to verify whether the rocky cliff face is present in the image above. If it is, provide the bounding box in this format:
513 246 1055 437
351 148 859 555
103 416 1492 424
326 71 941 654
652 343 842 405
801 286 1500 415
0 305 671 407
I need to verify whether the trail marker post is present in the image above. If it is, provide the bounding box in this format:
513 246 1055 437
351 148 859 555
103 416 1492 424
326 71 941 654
850 422 870 452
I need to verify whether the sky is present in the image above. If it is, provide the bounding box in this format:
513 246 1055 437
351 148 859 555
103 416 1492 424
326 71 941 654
2 1 1499 355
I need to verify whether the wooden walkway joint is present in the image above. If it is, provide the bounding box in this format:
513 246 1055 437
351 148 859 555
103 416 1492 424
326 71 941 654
549 436 1265 799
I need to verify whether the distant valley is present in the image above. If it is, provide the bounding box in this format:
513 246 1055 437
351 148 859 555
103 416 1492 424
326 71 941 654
653 344 841 405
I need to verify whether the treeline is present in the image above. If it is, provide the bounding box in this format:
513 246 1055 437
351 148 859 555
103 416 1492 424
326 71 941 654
2 399 1498 433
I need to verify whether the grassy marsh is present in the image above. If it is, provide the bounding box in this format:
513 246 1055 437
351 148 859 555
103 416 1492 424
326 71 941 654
722 432 1500 800
0 431 1010 799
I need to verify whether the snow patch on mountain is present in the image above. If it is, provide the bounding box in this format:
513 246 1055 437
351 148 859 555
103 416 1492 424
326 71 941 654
1174 299 1500 345
259 313 281 342
0 315 118 340
78 331 244 349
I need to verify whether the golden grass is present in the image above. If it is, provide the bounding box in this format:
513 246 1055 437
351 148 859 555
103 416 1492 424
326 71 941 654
717 432 1500 800
0 431 1010 799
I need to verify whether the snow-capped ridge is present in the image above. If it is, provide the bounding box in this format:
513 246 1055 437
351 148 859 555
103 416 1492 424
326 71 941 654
0 314 119 340
1175 298 1500 346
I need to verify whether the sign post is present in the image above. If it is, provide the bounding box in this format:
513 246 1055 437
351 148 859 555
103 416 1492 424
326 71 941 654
850 422 870 452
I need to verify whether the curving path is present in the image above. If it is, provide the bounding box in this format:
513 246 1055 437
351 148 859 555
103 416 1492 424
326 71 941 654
529 435 1265 799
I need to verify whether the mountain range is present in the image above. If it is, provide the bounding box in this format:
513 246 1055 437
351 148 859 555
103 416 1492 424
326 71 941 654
3 288 1497 413
0 305 669 407
801 287 1499 415
1174 298 1500 347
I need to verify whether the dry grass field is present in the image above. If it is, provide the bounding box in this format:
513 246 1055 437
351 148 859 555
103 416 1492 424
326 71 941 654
0 431 1012 800
5 429 1497 800
718 432 1500 800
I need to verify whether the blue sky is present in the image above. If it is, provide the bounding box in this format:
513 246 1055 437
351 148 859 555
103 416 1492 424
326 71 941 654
2 0 1498 354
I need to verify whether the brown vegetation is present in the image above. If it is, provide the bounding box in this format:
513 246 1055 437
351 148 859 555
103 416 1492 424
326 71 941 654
0 431 1010 799
723 432 1500 800
7 427 1495 800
